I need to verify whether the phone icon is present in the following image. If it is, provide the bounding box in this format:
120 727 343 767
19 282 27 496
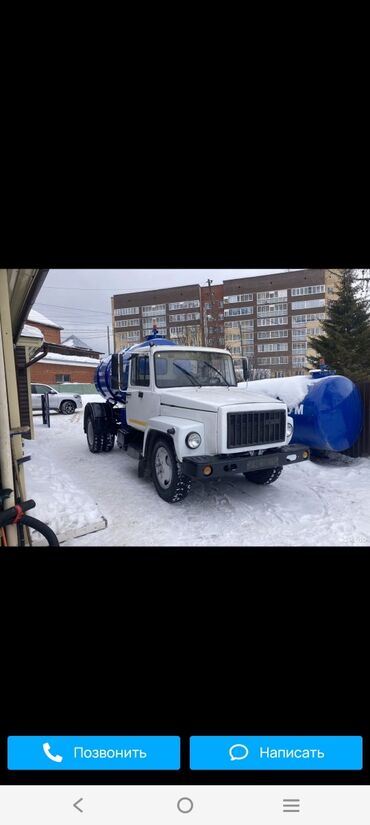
42 742 63 763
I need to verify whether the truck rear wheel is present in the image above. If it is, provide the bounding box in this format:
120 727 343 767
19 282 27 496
244 466 283 485
86 411 115 453
151 437 192 503
102 432 115 452
86 414 103 453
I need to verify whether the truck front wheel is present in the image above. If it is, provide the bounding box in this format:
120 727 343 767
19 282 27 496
244 466 283 485
151 438 192 503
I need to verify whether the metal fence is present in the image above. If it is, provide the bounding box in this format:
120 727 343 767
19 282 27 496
343 381 370 457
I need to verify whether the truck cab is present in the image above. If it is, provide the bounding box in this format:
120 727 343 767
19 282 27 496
84 338 310 503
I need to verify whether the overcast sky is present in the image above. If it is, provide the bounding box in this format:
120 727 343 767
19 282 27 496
34 269 302 355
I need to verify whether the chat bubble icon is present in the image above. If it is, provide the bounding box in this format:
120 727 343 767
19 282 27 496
229 743 249 761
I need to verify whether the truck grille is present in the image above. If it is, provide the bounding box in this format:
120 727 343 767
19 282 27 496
227 410 286 449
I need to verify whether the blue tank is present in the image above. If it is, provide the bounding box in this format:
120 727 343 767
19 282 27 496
248 374 363 452
289 375 363 451
95 332 175 404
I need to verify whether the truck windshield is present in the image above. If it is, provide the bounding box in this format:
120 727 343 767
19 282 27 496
154 351 237 388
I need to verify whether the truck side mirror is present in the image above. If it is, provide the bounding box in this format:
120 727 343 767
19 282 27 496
242 357 249 381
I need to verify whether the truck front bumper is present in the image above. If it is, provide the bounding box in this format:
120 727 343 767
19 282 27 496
181 443 310 480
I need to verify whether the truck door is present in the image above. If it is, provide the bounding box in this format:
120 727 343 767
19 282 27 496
126 353 159 430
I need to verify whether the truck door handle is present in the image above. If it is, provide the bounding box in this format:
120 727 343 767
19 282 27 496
138 392 144 398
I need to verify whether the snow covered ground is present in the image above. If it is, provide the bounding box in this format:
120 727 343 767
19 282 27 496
23 396 370 547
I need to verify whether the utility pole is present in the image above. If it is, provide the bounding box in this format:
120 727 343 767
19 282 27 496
107 325 111 355
207 277 221 348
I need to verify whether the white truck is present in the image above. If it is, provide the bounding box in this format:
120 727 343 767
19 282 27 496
84 333 310 503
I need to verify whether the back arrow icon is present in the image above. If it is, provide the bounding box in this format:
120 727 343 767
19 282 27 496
73 798 83 813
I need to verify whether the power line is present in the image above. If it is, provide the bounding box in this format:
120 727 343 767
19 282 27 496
42 286 148 292
42 284 206 292
46 322 113 327
34 302 111 316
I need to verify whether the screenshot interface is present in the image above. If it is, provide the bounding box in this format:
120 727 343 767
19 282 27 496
1 549 367 824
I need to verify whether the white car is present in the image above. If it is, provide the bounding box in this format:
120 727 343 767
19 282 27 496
31 383 83 415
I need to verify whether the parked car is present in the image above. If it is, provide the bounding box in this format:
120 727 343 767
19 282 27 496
31 383 83 415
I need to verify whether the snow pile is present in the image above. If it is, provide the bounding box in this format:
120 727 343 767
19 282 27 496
23 397 370 547
24 406 107 545
238 375 327 410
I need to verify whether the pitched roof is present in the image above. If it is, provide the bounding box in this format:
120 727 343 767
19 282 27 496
61 334 92 350
28 308 63 329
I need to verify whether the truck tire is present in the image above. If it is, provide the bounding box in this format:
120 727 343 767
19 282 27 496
151 437 192 503
86 412 103 453
102 432 115 452
244 466 283 485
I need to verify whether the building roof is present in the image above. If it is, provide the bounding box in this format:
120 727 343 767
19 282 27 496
42 352 100 367
61 334 93 350
21 323 43 339
28 308 63 329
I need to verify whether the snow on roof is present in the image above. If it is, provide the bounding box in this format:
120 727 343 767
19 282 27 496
21 323 44 339
28 308 62 329
43 352 100 367
62 334 93 350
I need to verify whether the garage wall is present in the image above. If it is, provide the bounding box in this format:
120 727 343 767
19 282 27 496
30 362 97 384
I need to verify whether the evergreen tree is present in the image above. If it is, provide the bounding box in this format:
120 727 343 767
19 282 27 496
307 270 370 382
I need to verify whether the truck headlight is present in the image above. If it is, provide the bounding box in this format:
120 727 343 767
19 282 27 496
287 421 293 437
186 432 202 449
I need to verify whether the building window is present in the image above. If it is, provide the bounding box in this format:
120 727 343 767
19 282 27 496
115 319 141 328
126 331 141 341
170 325 201 340
257 317 288 327
257 303 288 316
258 356 289 365
257 343 288 352
292 313 325 325
257 329 288 339
55 374 71 383
114 306 140 316
291 299 325 310
224 293 253 304
224 319 254 329
257 289 287 303
142 326 167 337
141 304 167 316
291 285 325 296
224 307 253 317
292 356 306 366
169 313 201 322
168 300 200 310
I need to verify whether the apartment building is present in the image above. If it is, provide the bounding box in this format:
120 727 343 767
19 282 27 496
112 284 203 351
222 269 339 377
112 270 340 377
